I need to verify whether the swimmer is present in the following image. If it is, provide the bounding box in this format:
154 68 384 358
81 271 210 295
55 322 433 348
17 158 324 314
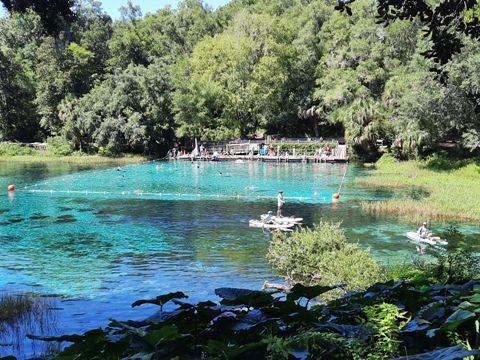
219 172 222 176
117 166 122 171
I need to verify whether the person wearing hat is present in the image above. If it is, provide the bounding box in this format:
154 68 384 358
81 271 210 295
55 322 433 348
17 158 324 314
417 221 431 239
277 190 285 217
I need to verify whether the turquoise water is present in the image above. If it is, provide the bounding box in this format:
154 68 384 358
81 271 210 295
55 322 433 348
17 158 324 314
1 159 479 358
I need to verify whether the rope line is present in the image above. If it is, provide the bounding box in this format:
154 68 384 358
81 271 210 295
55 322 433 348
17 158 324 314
18 189 327 202
337 163 348 195
19 159 162 190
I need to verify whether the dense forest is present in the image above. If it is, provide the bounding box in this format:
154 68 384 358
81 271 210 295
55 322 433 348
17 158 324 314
1 0 480 160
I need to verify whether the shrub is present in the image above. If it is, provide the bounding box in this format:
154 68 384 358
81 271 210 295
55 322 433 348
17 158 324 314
267 221 386 301
349 303 410 359
423 226 480 283
98 146 113 157
0 143 37 156
46 136 74 156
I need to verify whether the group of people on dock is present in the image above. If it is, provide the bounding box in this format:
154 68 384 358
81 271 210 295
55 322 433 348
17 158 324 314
166 139 348 164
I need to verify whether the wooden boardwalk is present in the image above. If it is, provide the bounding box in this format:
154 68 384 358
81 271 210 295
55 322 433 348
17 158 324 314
174 153 349 164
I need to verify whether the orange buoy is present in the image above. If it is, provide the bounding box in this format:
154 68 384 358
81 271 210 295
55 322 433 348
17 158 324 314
8 184 15 191
333 193 340 199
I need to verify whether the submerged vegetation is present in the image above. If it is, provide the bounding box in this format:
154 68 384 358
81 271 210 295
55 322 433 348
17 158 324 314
1 210 479 359
359 153 480 222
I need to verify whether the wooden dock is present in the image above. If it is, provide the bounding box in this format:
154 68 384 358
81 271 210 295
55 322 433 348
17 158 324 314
174 154 349 163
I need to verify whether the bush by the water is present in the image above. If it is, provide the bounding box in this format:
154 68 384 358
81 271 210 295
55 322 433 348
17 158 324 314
267 220 386 300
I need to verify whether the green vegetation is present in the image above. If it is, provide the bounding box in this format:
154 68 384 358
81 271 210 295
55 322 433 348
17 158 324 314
1 0 480 357
267 221 386 301
383 226 480 283
0 291 57 357
0 142 146 165
1 0 479 160
25 279 480 359
0 292 42 324
269 141 338 156
359 153 480 222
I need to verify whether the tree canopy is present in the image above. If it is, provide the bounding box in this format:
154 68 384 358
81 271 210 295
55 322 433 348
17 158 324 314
1 0 480 159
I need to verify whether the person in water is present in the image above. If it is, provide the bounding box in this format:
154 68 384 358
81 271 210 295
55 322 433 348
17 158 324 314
277 190 285 217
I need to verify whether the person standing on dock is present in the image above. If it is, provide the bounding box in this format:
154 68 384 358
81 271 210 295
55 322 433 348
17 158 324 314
277 190 285 217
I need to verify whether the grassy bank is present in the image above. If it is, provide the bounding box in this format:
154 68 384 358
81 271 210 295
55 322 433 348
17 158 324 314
0 155 147 165
0 142 149 165
358 154 480 223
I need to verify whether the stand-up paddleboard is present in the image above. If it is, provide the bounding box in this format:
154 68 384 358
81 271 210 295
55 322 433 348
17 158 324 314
406 231 448 246
249 219 296 229
260 214 303 223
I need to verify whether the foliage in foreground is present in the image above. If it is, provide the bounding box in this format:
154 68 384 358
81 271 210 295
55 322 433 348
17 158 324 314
267 221 386 301
24 280 480 360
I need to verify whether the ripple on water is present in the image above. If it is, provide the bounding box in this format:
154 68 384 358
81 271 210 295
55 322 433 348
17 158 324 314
1 161 479 359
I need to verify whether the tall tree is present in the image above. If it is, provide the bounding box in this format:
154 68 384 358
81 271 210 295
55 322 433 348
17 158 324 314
62 62 174 154
0 11 42 141
35 38 94 135
335 0 480 80
70 0 113 77
173 10 295 138
0 50 39 141
1 0 76 36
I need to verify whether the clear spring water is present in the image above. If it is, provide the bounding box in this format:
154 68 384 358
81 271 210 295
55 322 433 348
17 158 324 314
1 160 479 358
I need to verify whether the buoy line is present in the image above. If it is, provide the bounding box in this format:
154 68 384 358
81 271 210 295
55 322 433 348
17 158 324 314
333 163 348 200
17 161 161 190
18 189 328 202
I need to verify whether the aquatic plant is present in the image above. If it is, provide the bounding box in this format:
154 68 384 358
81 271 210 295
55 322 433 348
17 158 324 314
27 280 480 359
0 291 58 358
358 154 480 222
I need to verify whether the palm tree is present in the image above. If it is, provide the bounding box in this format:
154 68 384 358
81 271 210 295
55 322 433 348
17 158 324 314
342 98 385 157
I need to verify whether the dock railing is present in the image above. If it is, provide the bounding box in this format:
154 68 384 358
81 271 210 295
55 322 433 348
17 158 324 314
179 138 345 156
